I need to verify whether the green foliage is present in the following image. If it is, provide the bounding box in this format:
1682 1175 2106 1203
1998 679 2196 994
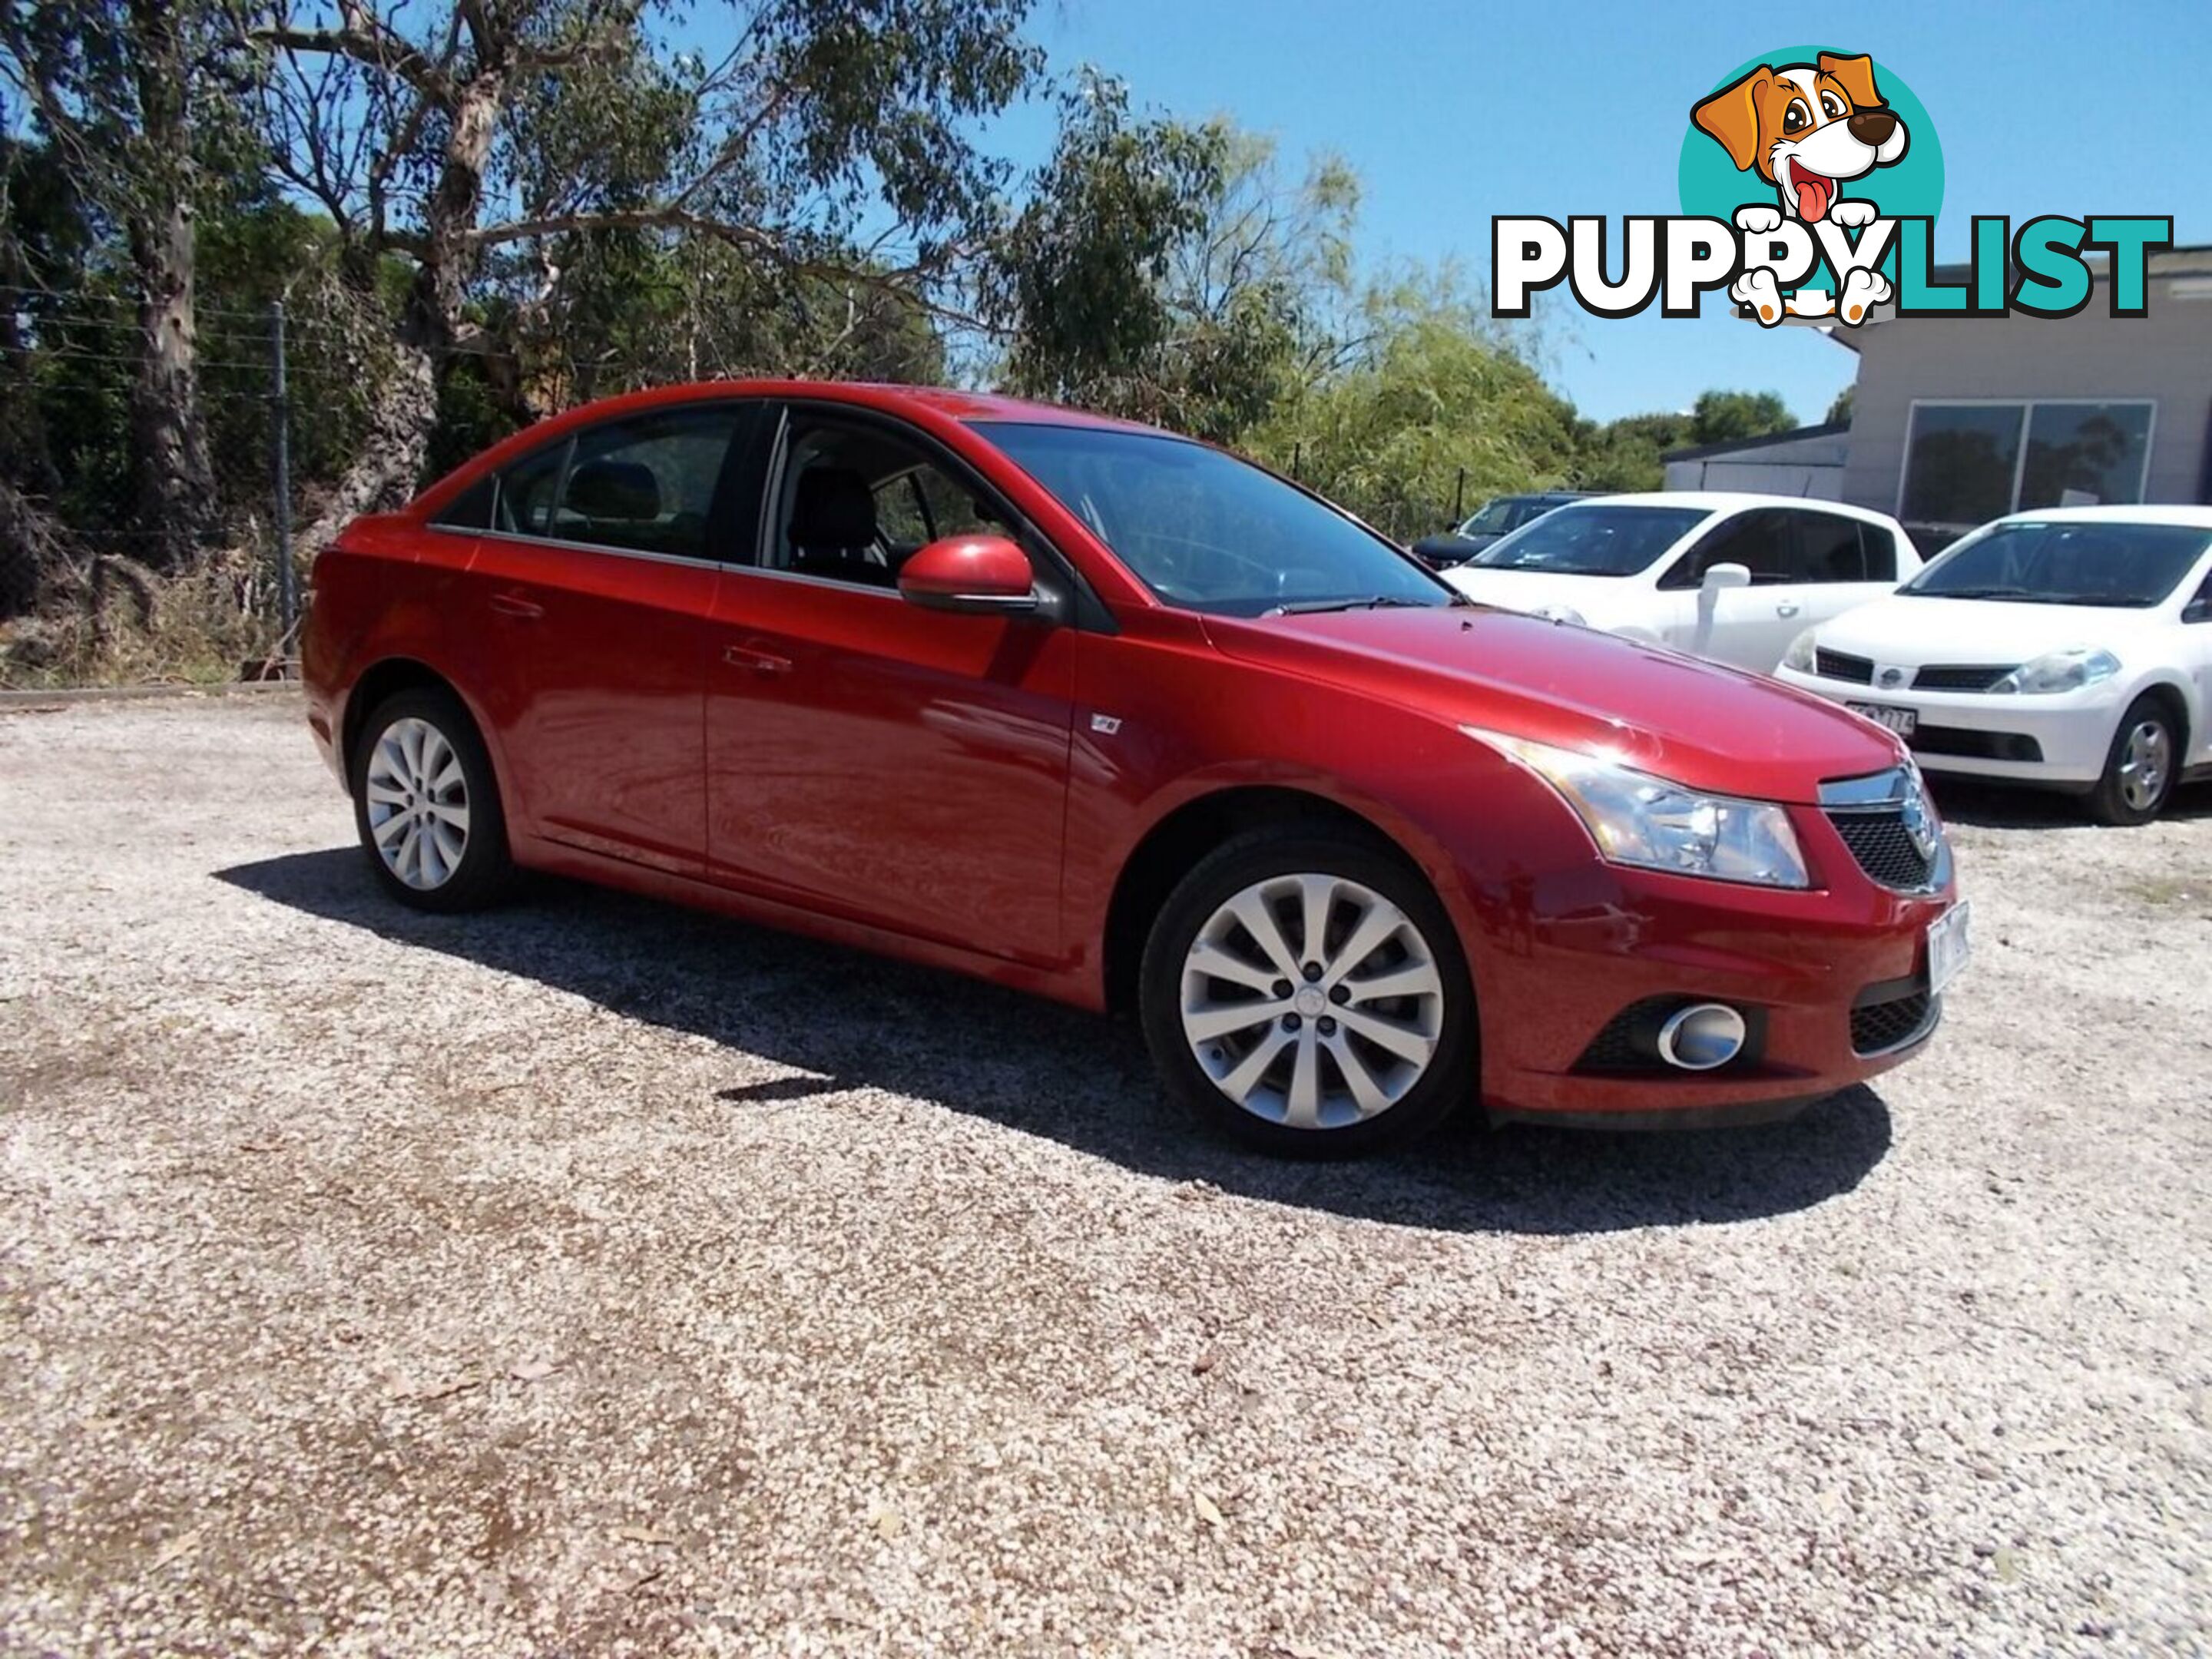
988 71 1228 414
1690 388 1795 445
1565 389 1801 495
1249 274 1581 540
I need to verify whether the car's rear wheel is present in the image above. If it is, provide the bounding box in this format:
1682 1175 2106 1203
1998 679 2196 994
2086 696 2179 826
1139 828 1476 1157
350 687 514 911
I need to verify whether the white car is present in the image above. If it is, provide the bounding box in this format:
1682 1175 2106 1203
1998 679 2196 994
1776 506 2212 824
1441 492 1921 673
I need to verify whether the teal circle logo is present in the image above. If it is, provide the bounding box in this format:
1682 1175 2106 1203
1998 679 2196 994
1677 47 1942 227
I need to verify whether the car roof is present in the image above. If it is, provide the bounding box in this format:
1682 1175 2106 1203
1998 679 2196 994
533 377 1164 434
1563 491 1906 528
1985 505 2212 530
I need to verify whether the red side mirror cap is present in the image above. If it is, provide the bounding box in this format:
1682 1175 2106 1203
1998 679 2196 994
897 535 1038 614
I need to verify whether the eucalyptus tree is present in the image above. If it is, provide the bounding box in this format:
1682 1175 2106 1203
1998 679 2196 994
0 0 254 571
253 0 1046 539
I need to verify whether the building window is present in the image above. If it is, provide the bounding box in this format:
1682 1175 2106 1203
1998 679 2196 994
1900 400 2154 529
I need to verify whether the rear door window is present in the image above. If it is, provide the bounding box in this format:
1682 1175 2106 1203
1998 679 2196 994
494 404 747 561
1858 523 1899 582
1663 509 1796 587
1790 511 1869 582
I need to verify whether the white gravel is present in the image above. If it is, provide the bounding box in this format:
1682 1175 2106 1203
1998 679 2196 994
1 694 2208 1657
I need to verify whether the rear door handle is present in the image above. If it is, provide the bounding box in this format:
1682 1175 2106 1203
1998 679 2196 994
723 642 793 676
1775 601 1801 618
489 591 544 620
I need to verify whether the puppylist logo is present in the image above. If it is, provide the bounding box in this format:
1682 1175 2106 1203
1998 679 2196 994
1493 48 2171 328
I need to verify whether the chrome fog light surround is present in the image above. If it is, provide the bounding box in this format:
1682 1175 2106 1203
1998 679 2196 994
1655 1002 1748 1071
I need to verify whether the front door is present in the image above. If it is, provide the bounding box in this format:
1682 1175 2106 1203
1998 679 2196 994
703 407 1078 965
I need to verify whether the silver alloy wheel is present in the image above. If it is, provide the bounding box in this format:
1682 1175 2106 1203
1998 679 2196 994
364 716 471 890
1178 873 1445 1131
2118 718 2172 813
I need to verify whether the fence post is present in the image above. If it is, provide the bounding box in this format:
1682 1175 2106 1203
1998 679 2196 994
1453 466 1466 522
1291 441 1302 482
268 300 298 657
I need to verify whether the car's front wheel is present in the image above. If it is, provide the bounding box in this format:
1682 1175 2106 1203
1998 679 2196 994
2086 695 2180 826
349 687 515 911
1139 827 1477 1157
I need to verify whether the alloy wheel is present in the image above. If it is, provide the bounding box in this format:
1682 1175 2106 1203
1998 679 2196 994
2118 719 2171 813
1178 873 1445 1131
363 716 472 890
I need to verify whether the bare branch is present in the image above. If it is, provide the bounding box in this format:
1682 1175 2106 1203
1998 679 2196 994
255 8 458 107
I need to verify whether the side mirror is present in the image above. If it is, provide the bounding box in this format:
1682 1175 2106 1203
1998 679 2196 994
1692 561 1752 652
2183 595 2212 624
897 535 1038 615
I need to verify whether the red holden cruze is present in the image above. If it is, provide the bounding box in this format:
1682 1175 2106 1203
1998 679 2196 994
302 380 1967 1155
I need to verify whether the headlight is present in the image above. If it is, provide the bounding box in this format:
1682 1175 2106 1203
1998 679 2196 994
1464 728 1810 889
1782 627 1819 673
1990 647 2120 695
1529 604 1587 627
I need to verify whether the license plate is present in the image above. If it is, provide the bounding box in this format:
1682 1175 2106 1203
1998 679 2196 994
1847 701 1918 738
1927 902 1971 997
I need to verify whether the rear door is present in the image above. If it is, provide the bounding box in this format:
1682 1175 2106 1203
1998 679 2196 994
1656 508 1806 670
701 403 1080 965
461 400 759 875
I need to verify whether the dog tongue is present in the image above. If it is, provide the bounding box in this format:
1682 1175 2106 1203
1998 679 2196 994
1793 167 1835 222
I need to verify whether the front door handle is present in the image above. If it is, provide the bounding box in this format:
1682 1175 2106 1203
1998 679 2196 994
489 591 544 620
1775 601 1801 618
723 642 793 676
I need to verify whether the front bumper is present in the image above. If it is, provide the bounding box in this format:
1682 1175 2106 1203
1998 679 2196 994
1468 810 1956 1128
1775 666 2121 786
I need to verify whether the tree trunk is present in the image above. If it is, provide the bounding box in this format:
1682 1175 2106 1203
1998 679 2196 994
0 290 63 619
125 0 214 575
298 73 505 555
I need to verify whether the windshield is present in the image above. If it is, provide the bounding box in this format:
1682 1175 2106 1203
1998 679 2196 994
1469 504 1710 577
1902 520 2212 608
976 422 1452 618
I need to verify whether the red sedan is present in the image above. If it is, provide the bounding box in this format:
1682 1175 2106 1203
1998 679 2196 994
302 381 1965 1155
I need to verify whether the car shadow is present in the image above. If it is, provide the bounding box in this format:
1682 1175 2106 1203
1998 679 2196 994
1929 775 2212 829
214 849 1895 1237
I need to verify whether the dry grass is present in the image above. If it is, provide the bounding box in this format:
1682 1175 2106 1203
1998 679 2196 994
0 540 292 690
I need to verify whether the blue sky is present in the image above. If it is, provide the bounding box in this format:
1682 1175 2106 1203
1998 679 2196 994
989 0 2209 426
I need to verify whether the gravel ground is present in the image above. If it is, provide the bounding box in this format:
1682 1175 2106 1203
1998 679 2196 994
2 694 2208 1657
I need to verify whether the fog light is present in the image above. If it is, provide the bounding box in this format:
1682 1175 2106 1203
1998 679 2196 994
1655 1003 1747 1071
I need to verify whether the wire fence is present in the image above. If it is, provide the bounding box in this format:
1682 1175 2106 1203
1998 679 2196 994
0 284 373 689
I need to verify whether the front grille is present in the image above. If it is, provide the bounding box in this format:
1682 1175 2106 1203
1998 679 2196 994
1908 726 2044 763
1815 648 1874 684
1826 811 1937 891
1913 664 2015 692
1852 988 1935 1055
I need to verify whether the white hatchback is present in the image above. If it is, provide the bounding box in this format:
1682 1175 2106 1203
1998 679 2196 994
1442 493 1921 673
1775 507 2212 824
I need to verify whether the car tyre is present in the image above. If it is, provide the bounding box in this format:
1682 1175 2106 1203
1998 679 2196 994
350 687 515 912
2085 695 2179 826
1139 826 1477 1157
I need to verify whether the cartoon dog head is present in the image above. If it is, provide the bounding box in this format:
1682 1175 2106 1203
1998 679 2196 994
1692 52 1909 224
